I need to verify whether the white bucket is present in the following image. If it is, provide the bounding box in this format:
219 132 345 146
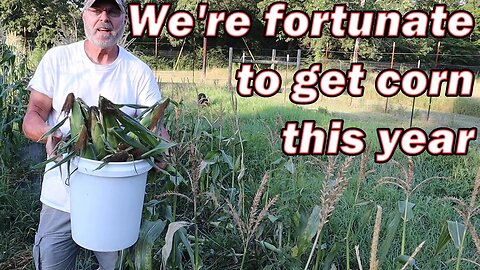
70 157 152 252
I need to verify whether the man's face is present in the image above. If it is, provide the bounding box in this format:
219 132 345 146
82 0 125 49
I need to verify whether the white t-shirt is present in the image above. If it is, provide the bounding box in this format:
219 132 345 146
28 40 162 212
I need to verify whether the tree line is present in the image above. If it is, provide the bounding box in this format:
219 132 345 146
1 0 479 66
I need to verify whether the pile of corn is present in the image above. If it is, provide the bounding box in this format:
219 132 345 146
38 94 173 170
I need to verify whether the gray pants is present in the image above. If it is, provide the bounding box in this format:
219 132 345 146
33 204 118 270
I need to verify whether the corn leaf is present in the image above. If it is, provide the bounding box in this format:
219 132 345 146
378 211 401 266
322 242 344 270
134 219 167 270
43 151 76 173
220 150 233 169
114 103 150 110
140 141 176 159
115 108 159 147
447 220 466 249
52 134 79 159
260 241 281 253
292 205 321 258
111 127 149 153
31 155 58 170
434 222 452 256
177 227 196 269
161 221 190 269
157 164 185 185
38 116 69 142
285 157 295 174
398 201 415 221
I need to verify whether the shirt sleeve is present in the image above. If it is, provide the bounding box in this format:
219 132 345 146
28 49 55 97
137 64 162 107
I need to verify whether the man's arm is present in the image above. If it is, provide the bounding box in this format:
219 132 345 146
23 89 62 158
23 89 52 142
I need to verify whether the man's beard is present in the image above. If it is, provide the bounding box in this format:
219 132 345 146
84 23 125 49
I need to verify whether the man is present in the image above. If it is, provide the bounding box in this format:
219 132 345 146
22 0 166 269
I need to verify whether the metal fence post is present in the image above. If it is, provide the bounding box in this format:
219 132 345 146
296 49 301 70
228 47 233 89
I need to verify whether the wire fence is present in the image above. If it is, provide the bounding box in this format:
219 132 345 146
130 41 480 75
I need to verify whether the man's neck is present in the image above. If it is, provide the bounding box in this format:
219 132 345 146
84 40 119 65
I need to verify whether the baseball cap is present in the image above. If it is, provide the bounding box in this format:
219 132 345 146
83 0 126 14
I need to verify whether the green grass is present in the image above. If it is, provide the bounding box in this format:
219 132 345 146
159 84 480 269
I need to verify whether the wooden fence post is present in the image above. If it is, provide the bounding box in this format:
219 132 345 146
271 49 276 69
296 49 301 70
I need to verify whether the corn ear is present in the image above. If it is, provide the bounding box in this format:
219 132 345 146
60 93 75 117
74 124 88 153
99 97 121 150
81 143 97 160
140 98 170 130
70 98 87 140
89 106 106 159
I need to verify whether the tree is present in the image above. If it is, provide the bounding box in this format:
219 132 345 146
0 0 83 48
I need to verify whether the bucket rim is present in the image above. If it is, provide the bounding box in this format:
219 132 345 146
73 156 153 177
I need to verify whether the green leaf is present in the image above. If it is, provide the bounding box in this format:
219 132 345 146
292 205 320 257
161 221 190 268
284 157 295 174
322 242 344 270
140 141 176 159
31 155 58 170
114 106 159 147
260 241 281 253
233 155 241 173
359 202 375 229
220 150 233 169
271 157 284 165
177 227 197 269
134 219 167 270
111 127 148 152
38 116 69 142
237 157 246 181
434 222 451 256
447 220 466 249
43 151 76 173
398 200 415 221
267 214 280 223
158 165 185 185
203 150 220 164
378 211 401 266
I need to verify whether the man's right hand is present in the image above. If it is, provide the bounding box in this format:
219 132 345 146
46 130 63 162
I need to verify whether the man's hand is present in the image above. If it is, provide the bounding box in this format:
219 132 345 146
46 130 63 162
